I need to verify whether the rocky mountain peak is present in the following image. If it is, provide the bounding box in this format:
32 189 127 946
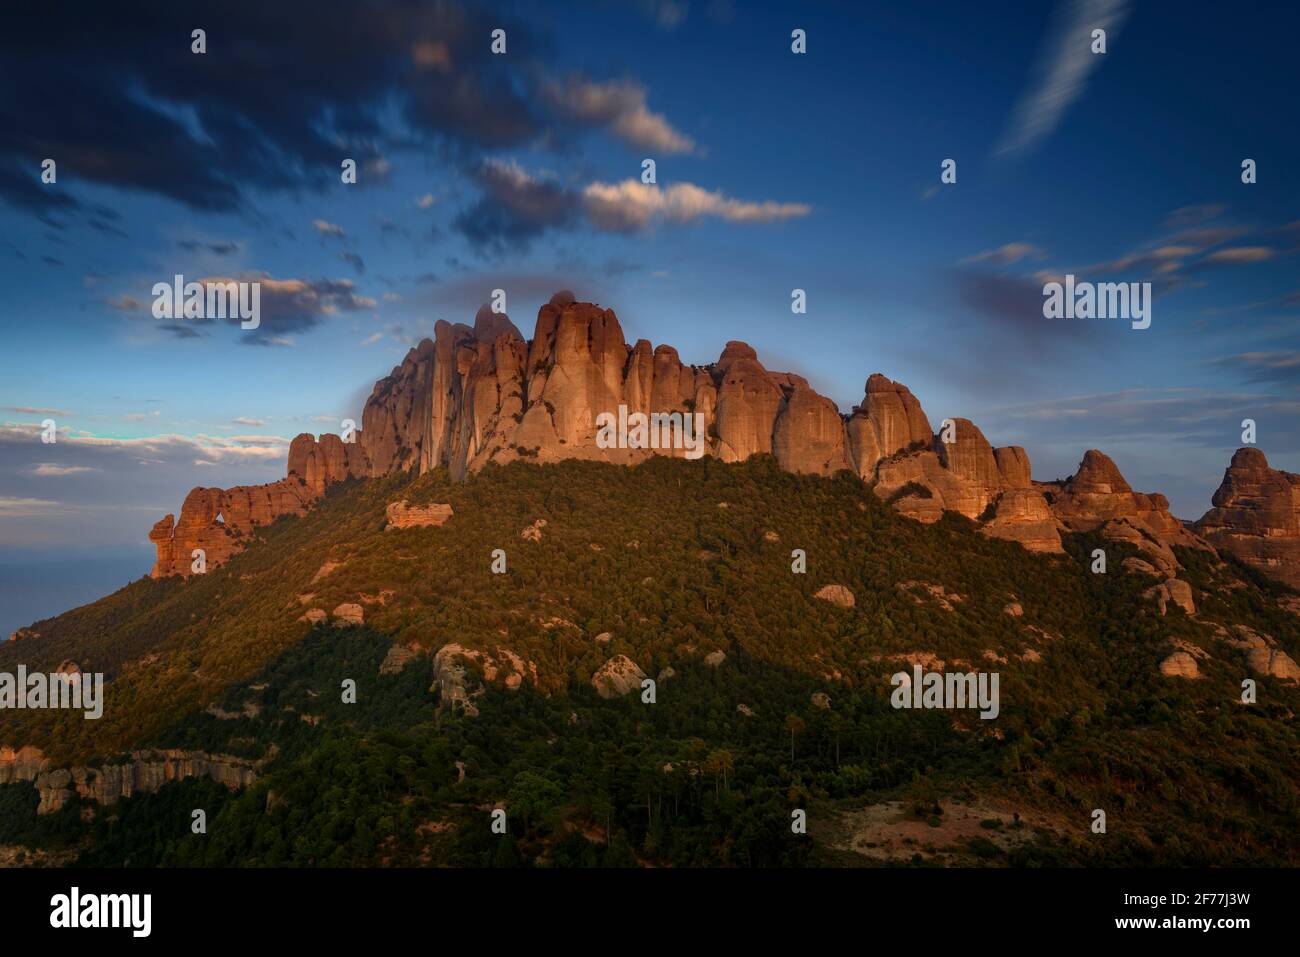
140 293 1300 590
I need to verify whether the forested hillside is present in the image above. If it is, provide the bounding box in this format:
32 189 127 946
2 456 1297 866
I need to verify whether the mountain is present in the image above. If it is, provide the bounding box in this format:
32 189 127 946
146 294 1300 590
2 294 1299 868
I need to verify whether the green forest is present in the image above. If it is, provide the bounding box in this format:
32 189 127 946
2 455 1298 867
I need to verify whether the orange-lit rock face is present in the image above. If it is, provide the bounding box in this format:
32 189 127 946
143 295 1298 588
1197 448 1300 588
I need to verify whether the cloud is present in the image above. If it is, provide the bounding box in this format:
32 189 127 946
635 0 689 29
995 0 1131 159
1209 351 1300 389
340 251 367 275
452 160 811 248
178 239 239 255
112 274 376 343
453 159 582 251
542 75 695 154
416 193 436 209
1163 204 1227 229
1199 246 1276 266
313 219 345 237
3 406 71 416
951 270 1091 347
0 496 60 516
960 242 1045 266
582 179 810 231
0 1 557 216
32 464 98 476
232 417 266 427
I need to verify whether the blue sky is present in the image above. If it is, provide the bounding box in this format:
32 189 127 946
1 0 1298 558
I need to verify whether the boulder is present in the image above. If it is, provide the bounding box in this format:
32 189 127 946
1145 579 1195 616
379 642 425 675
1246 648 1300 681
331 603 364 627
591 655 646 698
1159 651 1201 678
815 584 856 608
385 501 453 529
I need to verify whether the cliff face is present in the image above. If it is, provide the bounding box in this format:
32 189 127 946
3 746 258 815
1196 448 1300 588
142 293 1298 588
148 433 370 577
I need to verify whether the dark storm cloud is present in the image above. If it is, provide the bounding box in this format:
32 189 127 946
0 0 546 215
952 270 1093 346
452 159 581 252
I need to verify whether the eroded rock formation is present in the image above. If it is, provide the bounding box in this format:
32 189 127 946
1196 448 1300 588
385 500 453 530
5 748 260 815
149 433 370 577
142 293 1300 589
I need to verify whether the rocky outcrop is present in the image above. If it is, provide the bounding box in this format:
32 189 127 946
1246 647 1300 682
1145 579 1195 616
815 584 856 608
385 500 453 530
981 489 1065 553
1159 651 1201 678
1047 451 1205 547
1196 448 1300 588
331 603 364 627
32 749 259 815
591 655 646 698
379 642 426 675
847 374 931 477
148 433 368 578
140 294 1300 589
430 642 534 714
0 745 50 784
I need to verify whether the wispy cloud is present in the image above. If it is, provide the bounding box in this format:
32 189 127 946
0 496 60 516
542 75 695 154
582 180 810 231
3 405 71 417
32 464 98 476
960 242 1045 266
995 0 1130 159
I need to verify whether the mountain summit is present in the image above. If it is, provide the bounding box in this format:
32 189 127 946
146 294 1300 589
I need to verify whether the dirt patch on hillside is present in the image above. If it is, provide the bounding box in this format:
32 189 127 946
820 798 1063 865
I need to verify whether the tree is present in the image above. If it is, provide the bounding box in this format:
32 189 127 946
785 714 806 762
508 771 563 834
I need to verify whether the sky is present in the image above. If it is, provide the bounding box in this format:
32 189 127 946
1 0 1298 568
